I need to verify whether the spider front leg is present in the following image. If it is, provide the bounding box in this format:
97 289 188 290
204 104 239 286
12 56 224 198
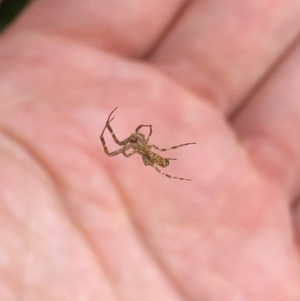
100 107 137 157
135 124 152 142
100 107 132 146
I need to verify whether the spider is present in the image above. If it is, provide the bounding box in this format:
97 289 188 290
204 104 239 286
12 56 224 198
100 107 196 181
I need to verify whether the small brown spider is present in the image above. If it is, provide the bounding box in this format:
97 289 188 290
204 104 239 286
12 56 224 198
100 107 196 181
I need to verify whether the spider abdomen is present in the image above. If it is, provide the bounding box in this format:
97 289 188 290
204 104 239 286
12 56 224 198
149 152 169 168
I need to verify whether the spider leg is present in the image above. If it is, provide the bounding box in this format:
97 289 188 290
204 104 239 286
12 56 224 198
153 164 192 181
100 107 117 139
122 143 137 158
105 120 131 146
102 145 128 157
101 134 133 157
151 142 196 151
102 143 136 158
135 124 153 142
100 130 123 157
100 107 134 156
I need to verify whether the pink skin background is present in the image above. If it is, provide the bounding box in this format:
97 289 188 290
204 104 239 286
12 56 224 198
1 0 300 300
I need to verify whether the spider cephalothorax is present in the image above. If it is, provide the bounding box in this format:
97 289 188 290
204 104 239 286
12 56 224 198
100 107 196 181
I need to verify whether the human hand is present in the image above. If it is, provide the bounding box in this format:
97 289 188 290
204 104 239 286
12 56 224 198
1 1 300 300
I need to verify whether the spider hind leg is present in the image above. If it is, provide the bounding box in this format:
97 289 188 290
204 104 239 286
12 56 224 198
136 124 153 142
153 165 192 181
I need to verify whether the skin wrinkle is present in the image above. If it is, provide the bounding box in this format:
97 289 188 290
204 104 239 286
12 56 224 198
143 0 193 60
0 127 65 202
0 126 120 301
100 118 196 299
92 129 192 300
229 31 300 121
150 1 300 115
116 174 253 301
232 38 300 201
292 200 300 246
0 132 54 301
72 157 189 301
7 0 188 57
243 133 297 199
238 132 300 258
0 192 62 300
109 176 188 301
0 234 25 301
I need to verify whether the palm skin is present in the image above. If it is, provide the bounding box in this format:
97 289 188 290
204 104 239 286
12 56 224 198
1 1 300 300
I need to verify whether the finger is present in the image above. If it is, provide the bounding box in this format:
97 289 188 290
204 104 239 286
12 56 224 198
233 40 300 200
150 0 300 114
7 0 186 56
